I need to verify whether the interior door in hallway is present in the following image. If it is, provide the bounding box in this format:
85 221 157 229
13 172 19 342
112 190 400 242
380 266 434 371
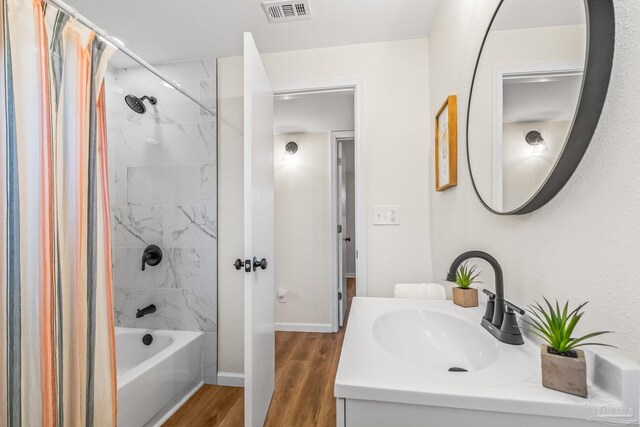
338 139 348 327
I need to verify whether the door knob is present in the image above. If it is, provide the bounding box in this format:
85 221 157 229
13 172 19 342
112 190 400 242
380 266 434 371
344 237 351 242
253 257 268 271
234 258 252 273
233 258 251 273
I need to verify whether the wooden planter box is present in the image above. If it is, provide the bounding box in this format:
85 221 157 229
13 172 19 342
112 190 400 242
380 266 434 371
541 345 587 397
452 287 478 308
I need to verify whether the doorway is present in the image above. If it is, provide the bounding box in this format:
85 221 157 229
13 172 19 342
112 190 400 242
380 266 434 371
272 87 358 333
335 133 355 327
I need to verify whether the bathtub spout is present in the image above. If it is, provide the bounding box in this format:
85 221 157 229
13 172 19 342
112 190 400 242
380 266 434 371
136 304 156 318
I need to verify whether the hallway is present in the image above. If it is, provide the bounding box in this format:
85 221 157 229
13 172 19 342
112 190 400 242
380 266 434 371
164 278 356 427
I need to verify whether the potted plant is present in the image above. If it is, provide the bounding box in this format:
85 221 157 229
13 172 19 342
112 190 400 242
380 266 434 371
525 299 614 397
452 261 481 308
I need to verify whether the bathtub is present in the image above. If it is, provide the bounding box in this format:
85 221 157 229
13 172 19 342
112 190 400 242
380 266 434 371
115 327 203 427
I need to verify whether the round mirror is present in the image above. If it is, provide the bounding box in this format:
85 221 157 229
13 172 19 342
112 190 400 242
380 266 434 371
467 0 614 215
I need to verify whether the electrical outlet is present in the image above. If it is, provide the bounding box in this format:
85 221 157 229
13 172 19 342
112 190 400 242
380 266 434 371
372 205 400 225
388 207 399 223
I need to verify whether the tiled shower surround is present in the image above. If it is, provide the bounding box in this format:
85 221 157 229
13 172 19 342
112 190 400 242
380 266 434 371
105 59 218 384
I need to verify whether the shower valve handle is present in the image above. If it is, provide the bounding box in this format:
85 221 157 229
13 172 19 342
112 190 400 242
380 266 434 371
141 245 163 271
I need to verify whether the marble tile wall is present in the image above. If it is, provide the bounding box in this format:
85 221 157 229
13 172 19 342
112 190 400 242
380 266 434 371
105 59 218 384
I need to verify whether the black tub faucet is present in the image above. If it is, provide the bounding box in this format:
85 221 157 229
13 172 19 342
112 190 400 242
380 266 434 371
446 250 524 345
136 304 156 319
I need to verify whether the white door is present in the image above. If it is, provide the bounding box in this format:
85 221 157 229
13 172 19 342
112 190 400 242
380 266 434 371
337 140 348 326
243 32 275 427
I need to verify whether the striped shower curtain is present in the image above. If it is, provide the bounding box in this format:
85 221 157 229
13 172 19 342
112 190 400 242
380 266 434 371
1 0 117 425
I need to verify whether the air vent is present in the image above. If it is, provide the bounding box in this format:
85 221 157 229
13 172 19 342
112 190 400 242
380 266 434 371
262 0 311 23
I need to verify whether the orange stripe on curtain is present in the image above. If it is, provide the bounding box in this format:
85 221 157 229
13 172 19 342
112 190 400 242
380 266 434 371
33 0 56 423
96 85 118 424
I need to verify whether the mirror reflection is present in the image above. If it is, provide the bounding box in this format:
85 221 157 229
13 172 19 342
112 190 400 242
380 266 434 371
468 0 587 213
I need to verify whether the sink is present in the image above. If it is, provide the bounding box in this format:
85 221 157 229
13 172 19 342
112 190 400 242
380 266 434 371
373 309 499 372
336 298 640 425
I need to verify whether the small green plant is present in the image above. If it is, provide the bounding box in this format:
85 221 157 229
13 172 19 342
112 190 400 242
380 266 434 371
524 298 615 355
456 261 482 289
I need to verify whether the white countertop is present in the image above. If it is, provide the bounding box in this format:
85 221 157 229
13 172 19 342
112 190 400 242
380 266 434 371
334 297 640 423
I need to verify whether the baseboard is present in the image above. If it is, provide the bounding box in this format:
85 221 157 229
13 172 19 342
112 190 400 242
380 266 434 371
275 322 335 333
345 274 356 278
217 371 245 387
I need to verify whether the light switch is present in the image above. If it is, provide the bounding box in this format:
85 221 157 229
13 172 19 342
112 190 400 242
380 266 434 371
372 205 400 225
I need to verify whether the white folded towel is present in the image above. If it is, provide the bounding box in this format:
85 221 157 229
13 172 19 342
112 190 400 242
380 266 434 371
393 283 446 300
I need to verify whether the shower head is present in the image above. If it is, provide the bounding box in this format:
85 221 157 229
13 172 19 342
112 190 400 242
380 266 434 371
125 94 157 114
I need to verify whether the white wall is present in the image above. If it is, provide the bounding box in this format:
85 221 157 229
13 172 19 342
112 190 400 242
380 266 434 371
263 39 432 297
274 133 332 326
218 38 431 376
429 0 640 361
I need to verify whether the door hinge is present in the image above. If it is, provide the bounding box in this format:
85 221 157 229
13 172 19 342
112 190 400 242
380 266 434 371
338 291 343 300
338 157 343 166
337 224 342 233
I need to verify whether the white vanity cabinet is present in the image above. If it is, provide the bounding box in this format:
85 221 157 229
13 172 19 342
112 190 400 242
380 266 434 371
337 398 604 427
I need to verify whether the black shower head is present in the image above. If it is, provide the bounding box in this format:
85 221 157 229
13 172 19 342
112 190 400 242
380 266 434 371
125 94 157 114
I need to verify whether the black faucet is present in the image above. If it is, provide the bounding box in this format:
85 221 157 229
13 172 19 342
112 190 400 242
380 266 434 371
136 304 156 319
446 250 524 345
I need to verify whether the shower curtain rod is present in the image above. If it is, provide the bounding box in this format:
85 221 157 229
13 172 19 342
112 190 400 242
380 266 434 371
44 0 216 117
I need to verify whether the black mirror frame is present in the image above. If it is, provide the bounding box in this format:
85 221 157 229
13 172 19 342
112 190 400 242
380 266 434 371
466 0 615 215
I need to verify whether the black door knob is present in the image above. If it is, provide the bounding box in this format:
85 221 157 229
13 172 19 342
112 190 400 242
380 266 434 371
141 245 162 271
252 257 268 271
235 258 252 272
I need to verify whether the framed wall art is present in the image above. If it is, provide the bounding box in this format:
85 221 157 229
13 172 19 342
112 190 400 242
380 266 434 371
435 95 458 191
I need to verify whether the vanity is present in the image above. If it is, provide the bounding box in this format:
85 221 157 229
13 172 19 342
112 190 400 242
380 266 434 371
335 297 640 426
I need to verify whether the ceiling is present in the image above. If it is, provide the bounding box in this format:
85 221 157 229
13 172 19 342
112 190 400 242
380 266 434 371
503 73 583 124
493 0 585 31
274 90 354 134
64 0 442 67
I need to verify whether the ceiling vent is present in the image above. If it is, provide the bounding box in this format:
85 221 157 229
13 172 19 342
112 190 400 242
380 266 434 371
262 0 311 23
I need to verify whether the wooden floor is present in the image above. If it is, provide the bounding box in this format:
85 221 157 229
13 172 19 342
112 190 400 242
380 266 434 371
164 278 356 427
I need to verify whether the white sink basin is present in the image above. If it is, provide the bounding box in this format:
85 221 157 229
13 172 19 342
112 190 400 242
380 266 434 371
373 309 498 372
336 297 640 424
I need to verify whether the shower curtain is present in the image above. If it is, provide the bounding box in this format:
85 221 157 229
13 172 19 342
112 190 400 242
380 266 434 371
1 0 117 425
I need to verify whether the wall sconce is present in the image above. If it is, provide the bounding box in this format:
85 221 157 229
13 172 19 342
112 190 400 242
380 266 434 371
285 141 298 156
525 131 548 154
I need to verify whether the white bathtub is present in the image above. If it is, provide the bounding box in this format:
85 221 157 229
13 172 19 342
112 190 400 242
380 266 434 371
115 327 203 427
